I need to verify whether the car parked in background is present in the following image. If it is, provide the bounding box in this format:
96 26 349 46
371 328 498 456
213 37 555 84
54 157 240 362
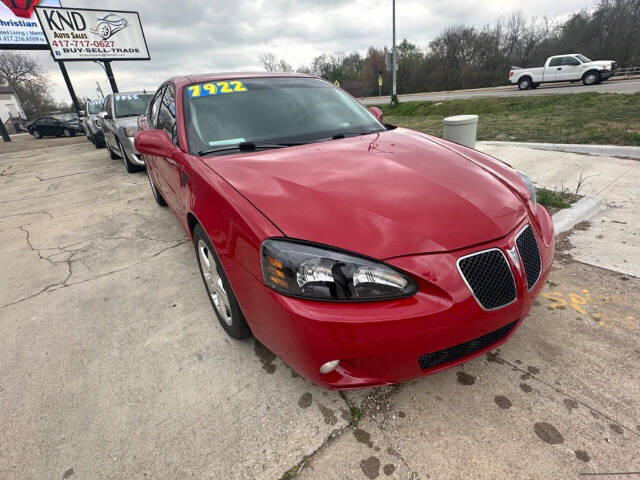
80 99 105 148
509 54 617 90
98 92 154 172
27 114 84 139
134 72 554 389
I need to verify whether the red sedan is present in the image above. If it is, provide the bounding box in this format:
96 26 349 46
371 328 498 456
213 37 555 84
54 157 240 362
135 72 554 389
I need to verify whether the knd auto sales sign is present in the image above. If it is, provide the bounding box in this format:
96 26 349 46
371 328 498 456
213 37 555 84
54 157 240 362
35 6 149 61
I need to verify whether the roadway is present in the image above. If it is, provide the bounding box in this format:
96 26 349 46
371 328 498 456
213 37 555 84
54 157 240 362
360 77 640 105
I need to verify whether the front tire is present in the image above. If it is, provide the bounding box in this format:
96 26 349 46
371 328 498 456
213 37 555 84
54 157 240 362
193 224 251 340
518 77 532 90
63 128 73 137
119 141 143 173
106 140 120 159
33 130 42 139
583 70 600 86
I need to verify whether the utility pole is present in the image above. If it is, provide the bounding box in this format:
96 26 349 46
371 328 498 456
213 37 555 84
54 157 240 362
96 81 104 99
392 0 397 97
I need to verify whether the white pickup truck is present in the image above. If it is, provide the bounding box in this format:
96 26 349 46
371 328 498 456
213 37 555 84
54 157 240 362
509 54 617 90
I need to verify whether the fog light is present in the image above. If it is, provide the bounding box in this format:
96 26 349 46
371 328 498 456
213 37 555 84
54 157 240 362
319 360 340 374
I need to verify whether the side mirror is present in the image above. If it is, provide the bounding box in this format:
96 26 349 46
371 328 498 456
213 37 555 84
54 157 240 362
134 129 179 158
368 106 383 123
97 111 111 120
78 110 86 117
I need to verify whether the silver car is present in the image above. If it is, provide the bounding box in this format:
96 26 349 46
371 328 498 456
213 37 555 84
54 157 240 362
80 99 105 148
98 92 154 173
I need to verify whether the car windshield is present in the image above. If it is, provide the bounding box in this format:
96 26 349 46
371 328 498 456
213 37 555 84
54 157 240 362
56 114 77 122
114 93 153 118
87 102 102 114
183 77 385 155
576 54 591 63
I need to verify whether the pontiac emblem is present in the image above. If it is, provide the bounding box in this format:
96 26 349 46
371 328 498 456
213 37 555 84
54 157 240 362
507 247 521 274
1 0 41 19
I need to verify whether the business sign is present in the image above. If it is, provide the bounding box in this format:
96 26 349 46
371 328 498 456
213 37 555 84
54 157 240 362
0 0 61 50
35 6 149 61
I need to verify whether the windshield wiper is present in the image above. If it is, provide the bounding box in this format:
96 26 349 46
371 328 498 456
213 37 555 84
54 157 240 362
331 130 381 140
198 141 305 156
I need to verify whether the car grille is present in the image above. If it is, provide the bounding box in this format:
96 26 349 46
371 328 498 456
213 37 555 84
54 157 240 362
457 249 517 310
515 225 542 290
418 321 517 370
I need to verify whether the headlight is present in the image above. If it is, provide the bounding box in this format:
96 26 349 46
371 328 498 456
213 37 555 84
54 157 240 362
124 127 138 137
261 239 417 301
517 170 537 211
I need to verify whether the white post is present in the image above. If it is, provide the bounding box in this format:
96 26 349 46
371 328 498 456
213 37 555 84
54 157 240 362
392 0 397 97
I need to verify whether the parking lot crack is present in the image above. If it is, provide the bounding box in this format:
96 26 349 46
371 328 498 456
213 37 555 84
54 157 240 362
2 229 189 310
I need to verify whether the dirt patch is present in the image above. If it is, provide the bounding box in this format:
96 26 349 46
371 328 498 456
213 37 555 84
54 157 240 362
534 422 564 444
360 456 380 479
456 372 475 385
298 392 312 409
494 395 512 409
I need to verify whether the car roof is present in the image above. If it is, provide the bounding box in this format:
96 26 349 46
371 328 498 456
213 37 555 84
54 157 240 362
112 91 152 96
167 71 316 89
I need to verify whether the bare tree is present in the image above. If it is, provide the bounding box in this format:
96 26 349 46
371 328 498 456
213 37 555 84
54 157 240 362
259 52 292 72
0 52 55 119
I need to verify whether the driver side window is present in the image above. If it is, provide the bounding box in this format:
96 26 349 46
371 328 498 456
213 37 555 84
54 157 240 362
157 84 178 146
150 86 165 128
105 97 113 117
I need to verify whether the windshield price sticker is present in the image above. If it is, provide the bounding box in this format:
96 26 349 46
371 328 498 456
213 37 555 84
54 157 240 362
116 94 139 101
187 81 248 99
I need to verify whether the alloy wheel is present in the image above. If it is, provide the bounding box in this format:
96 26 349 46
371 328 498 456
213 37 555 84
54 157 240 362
197 240 232 326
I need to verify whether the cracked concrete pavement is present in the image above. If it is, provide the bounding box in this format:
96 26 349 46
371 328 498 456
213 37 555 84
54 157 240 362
1 136 639 480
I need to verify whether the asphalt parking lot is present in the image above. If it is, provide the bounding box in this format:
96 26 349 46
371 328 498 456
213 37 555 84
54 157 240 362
1 136 639 479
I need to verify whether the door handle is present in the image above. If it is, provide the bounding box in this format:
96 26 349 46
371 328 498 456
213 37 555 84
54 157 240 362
557 67 562 70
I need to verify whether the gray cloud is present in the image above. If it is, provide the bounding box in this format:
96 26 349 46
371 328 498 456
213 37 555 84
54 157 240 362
31 0 596 102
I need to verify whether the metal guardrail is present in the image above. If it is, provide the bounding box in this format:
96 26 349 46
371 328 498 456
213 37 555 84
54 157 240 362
614 67 640 76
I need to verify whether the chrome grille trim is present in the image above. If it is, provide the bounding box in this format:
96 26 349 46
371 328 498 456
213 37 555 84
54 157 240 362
515 224 542 291
456 248 518 311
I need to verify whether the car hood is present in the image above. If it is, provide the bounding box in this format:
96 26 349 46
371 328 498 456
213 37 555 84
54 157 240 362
115 116 139 128
585 60 615 67
202 129 527 259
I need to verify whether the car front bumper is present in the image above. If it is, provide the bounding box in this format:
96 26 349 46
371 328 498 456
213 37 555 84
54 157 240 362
600 69 615 80
230 207 555 389
120 136 145 166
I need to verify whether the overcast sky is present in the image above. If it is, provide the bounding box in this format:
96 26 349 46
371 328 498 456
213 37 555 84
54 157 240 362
32 0 598 102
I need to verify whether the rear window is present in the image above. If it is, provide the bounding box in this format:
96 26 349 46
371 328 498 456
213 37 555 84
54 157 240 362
87 101 102 114
114 94 153 118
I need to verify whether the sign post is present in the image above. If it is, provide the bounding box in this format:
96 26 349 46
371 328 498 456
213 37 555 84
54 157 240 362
378 75 383 96
103 60 118 93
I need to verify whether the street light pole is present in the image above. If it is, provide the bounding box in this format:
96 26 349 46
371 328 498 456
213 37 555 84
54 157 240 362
392 0 397 97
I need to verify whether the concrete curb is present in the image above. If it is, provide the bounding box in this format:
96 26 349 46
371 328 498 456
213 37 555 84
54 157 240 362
478 141 640 160
552 195 602 235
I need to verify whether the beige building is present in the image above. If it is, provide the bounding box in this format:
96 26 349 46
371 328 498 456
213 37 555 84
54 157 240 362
0 85 27 134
